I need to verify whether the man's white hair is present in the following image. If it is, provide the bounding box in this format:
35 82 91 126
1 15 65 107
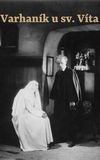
56 55 68 64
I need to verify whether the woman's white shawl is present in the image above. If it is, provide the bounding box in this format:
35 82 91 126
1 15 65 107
12 85 53 151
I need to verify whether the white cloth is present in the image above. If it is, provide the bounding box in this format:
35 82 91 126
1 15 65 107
73 69 82 102
12 81 53 152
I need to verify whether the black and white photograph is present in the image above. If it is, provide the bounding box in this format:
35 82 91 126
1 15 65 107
0 0 100 159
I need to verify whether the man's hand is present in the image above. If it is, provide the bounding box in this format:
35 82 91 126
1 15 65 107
42 112 47 118
69 102 75 107
69 102 76 110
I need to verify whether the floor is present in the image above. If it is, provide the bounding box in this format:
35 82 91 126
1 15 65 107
1 113 100 160
0 138 100 160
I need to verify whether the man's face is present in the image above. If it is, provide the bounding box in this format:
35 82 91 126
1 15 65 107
59 58 67 71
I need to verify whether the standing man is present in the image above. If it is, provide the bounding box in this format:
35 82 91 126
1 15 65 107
50 55 82 147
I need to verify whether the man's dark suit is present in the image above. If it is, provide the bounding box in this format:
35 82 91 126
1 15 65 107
50 67 81 144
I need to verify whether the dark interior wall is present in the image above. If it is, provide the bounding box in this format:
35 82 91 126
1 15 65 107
18 24 49 56
0 22 49 91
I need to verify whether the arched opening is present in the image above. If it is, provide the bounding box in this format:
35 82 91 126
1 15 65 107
42 24 100 116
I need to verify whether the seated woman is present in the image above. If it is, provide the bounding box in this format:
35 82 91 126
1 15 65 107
11 80 53 152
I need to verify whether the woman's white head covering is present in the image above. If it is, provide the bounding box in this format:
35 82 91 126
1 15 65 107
12 80 42 117
24 80 42 110
24 80 38 92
